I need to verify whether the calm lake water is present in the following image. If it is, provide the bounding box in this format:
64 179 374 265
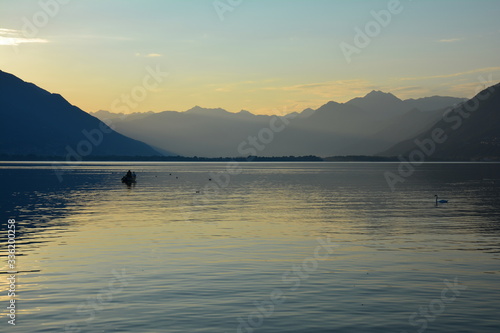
1 162 499 332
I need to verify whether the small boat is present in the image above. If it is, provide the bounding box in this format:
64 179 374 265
122 171 136 184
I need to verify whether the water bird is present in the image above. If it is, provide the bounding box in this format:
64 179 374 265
435 195 448 205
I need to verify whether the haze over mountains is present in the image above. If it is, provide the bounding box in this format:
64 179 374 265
92 91 467 157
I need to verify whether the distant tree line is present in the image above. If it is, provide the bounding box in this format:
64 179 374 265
0 154 323 162
2 154 498 162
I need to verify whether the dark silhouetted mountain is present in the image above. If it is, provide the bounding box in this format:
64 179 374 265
0 70 167 157
380 83 500 160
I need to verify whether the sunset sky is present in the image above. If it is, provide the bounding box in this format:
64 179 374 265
1 0 499 115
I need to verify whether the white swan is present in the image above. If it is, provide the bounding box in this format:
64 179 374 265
435 195 448 205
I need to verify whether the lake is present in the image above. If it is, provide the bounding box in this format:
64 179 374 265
1 162 499 332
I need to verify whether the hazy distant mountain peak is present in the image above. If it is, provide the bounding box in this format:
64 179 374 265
317 101 341 111
345 89 406 119
185 105 230 116
365 89 388 96
187 105 203 111
237 110 254 116
299 108 316 118
91 110 155 122
185 105 202 113
347 90 403 108
362 90 403 102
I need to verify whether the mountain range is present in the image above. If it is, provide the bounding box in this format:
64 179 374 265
3 69 499 161
92 91 467 157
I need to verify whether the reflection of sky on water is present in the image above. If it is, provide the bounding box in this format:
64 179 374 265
0 162 499 332
1 162 500 259
1 164 111 253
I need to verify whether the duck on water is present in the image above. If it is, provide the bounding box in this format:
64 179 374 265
122 170 136 184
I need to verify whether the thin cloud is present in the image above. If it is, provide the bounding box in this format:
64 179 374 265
0 28 48 46
448 78 497 98
0 28 17 35
135 52 163 58
263 80 376 100
215 87 231 92
390 86 430 97
209 80 270 93
392 86 423 92
400 67 500 81
438 38 462 43
77 34 132 41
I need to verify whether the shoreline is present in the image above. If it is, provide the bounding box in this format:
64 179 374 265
1 155 499 163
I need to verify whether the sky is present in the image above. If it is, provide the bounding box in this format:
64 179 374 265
1 0 500 115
